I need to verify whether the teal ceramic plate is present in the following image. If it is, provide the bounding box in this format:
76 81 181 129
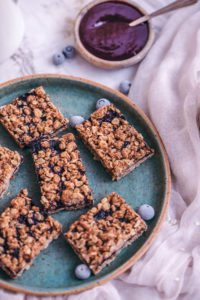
0 74 170 295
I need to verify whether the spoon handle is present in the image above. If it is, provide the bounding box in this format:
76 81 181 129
129 0 198 27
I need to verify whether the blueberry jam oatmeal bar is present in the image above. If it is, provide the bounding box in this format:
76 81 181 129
0 146 23 199
0 189 62 278
64 192 147 274
31 133 93 214
0 86 68 149
76 104 154 180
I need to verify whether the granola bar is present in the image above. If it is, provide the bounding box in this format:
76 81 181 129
0 86 68 149
0 189 62 278
64 192 147 274
31 133 93 214
0 146 23 199
76 104 154 180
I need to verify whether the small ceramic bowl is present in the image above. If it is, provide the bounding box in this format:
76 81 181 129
74 0 154 69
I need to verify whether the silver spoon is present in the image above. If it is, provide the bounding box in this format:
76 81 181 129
129 0 198 27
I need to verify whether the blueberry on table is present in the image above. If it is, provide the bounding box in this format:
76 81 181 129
119 80 132 95
52 53 65 65
138 204 155 221
63 45 76 59
96 98 111 109
75 264 91 279
70 116 85 128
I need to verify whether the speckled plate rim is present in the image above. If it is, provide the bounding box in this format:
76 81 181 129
0 74 171 296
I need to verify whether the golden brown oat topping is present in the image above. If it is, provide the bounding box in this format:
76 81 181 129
0 87 68 149
31 133 93 213
0 146 23 198
65 192 147 274
0 189 62 278
76 104 154 180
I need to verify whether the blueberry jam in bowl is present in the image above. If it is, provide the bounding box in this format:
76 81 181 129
74 0 154 69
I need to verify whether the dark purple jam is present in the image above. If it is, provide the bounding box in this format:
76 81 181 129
79 1 149 61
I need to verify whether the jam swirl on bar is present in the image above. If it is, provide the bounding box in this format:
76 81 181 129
0 86 68 148
0 189 61 278
31 133 93 213
76 104 154 180
0 146 23 199
65 193 147 274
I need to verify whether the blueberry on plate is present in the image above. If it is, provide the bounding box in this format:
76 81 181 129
119 80 132 95
70 116 85 128
63 45 76 59
138 204 155 221
96 98 111 109
75 264 91 280
52 53 65 65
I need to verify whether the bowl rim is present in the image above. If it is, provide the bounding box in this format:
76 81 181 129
0 73 171 295
74 0 155 69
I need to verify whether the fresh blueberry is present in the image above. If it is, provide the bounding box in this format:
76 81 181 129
96 98 111 109
62 45 76 59
75 264 91 280
138 204 155 221
119 80 132 95
70 116 85 128
52 53 65 65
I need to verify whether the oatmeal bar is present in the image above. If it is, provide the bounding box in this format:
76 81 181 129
31 133 93 213
0 189 62 278
64 192 147 274
0 86 68 149
0 146 23 199
76 104 154 180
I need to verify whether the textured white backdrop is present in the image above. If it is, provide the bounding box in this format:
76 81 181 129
0 0 200 299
